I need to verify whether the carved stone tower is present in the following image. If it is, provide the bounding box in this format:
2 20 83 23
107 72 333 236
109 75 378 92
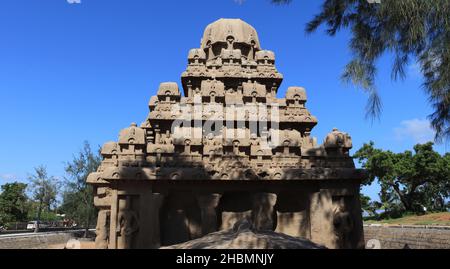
87 18 365 249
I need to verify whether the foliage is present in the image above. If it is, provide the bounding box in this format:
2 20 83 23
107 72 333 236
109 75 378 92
60 141 101 235
355 141 450 215
272 0 450 141
360 194 382 218
26 201 61 222
364 212 450 226
27 166 60 223
0 182 29 226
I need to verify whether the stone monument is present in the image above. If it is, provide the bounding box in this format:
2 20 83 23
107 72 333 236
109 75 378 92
87 18 365 249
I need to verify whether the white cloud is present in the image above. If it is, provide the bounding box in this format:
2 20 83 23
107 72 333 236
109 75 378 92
0 173 18 182
408 62 422 79
394 118 435 144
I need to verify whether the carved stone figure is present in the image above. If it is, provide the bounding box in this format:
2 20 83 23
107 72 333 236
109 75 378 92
333 205 354 249
324 128 353 156
252 193 277 231
117 197 139 249
162 130 173 145
95 210 110 249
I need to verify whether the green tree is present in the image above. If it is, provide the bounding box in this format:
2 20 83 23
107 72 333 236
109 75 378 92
28 166 59 232
26 202 60 222
355 142 450 215
272 0 450 141
61 141 101 237
360 194 382 218
0 182 29 227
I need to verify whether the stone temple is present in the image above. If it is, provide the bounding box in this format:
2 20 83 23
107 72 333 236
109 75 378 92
87 18 365 249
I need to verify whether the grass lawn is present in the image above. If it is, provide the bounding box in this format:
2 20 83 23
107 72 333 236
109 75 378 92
364 212 450 226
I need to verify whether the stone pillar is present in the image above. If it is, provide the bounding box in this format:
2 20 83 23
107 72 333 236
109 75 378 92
349 185 365 249
309 189 335 248
311 188 367 249
196 193 222 236
108 190 119 249
333 205 355 249
116 196 139 249
138 192 164 248
154 125 161 142
233 141 240 155
271 84 277 98
187 82 193 97
184 140 191 154
251 193 277 231
95 209 110 249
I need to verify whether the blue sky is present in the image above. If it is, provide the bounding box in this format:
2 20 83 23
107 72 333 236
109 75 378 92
0 0 447 201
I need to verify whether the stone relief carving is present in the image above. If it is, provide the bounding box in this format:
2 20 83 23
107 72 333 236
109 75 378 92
116 196 139 249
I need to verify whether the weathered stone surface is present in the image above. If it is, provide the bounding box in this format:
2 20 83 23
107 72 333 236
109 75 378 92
87 18 365 249
0 231 92 249
162 219 326 249
364 225 450 249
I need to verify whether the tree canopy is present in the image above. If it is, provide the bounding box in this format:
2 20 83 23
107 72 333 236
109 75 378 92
272 0 450 142
355 142 450 216
60 141 101 236
27 166 59 230
0 182 29 226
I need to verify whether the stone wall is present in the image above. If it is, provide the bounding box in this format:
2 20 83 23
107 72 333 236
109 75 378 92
364 225 450 249
0 231 88 249
6 226 449 249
